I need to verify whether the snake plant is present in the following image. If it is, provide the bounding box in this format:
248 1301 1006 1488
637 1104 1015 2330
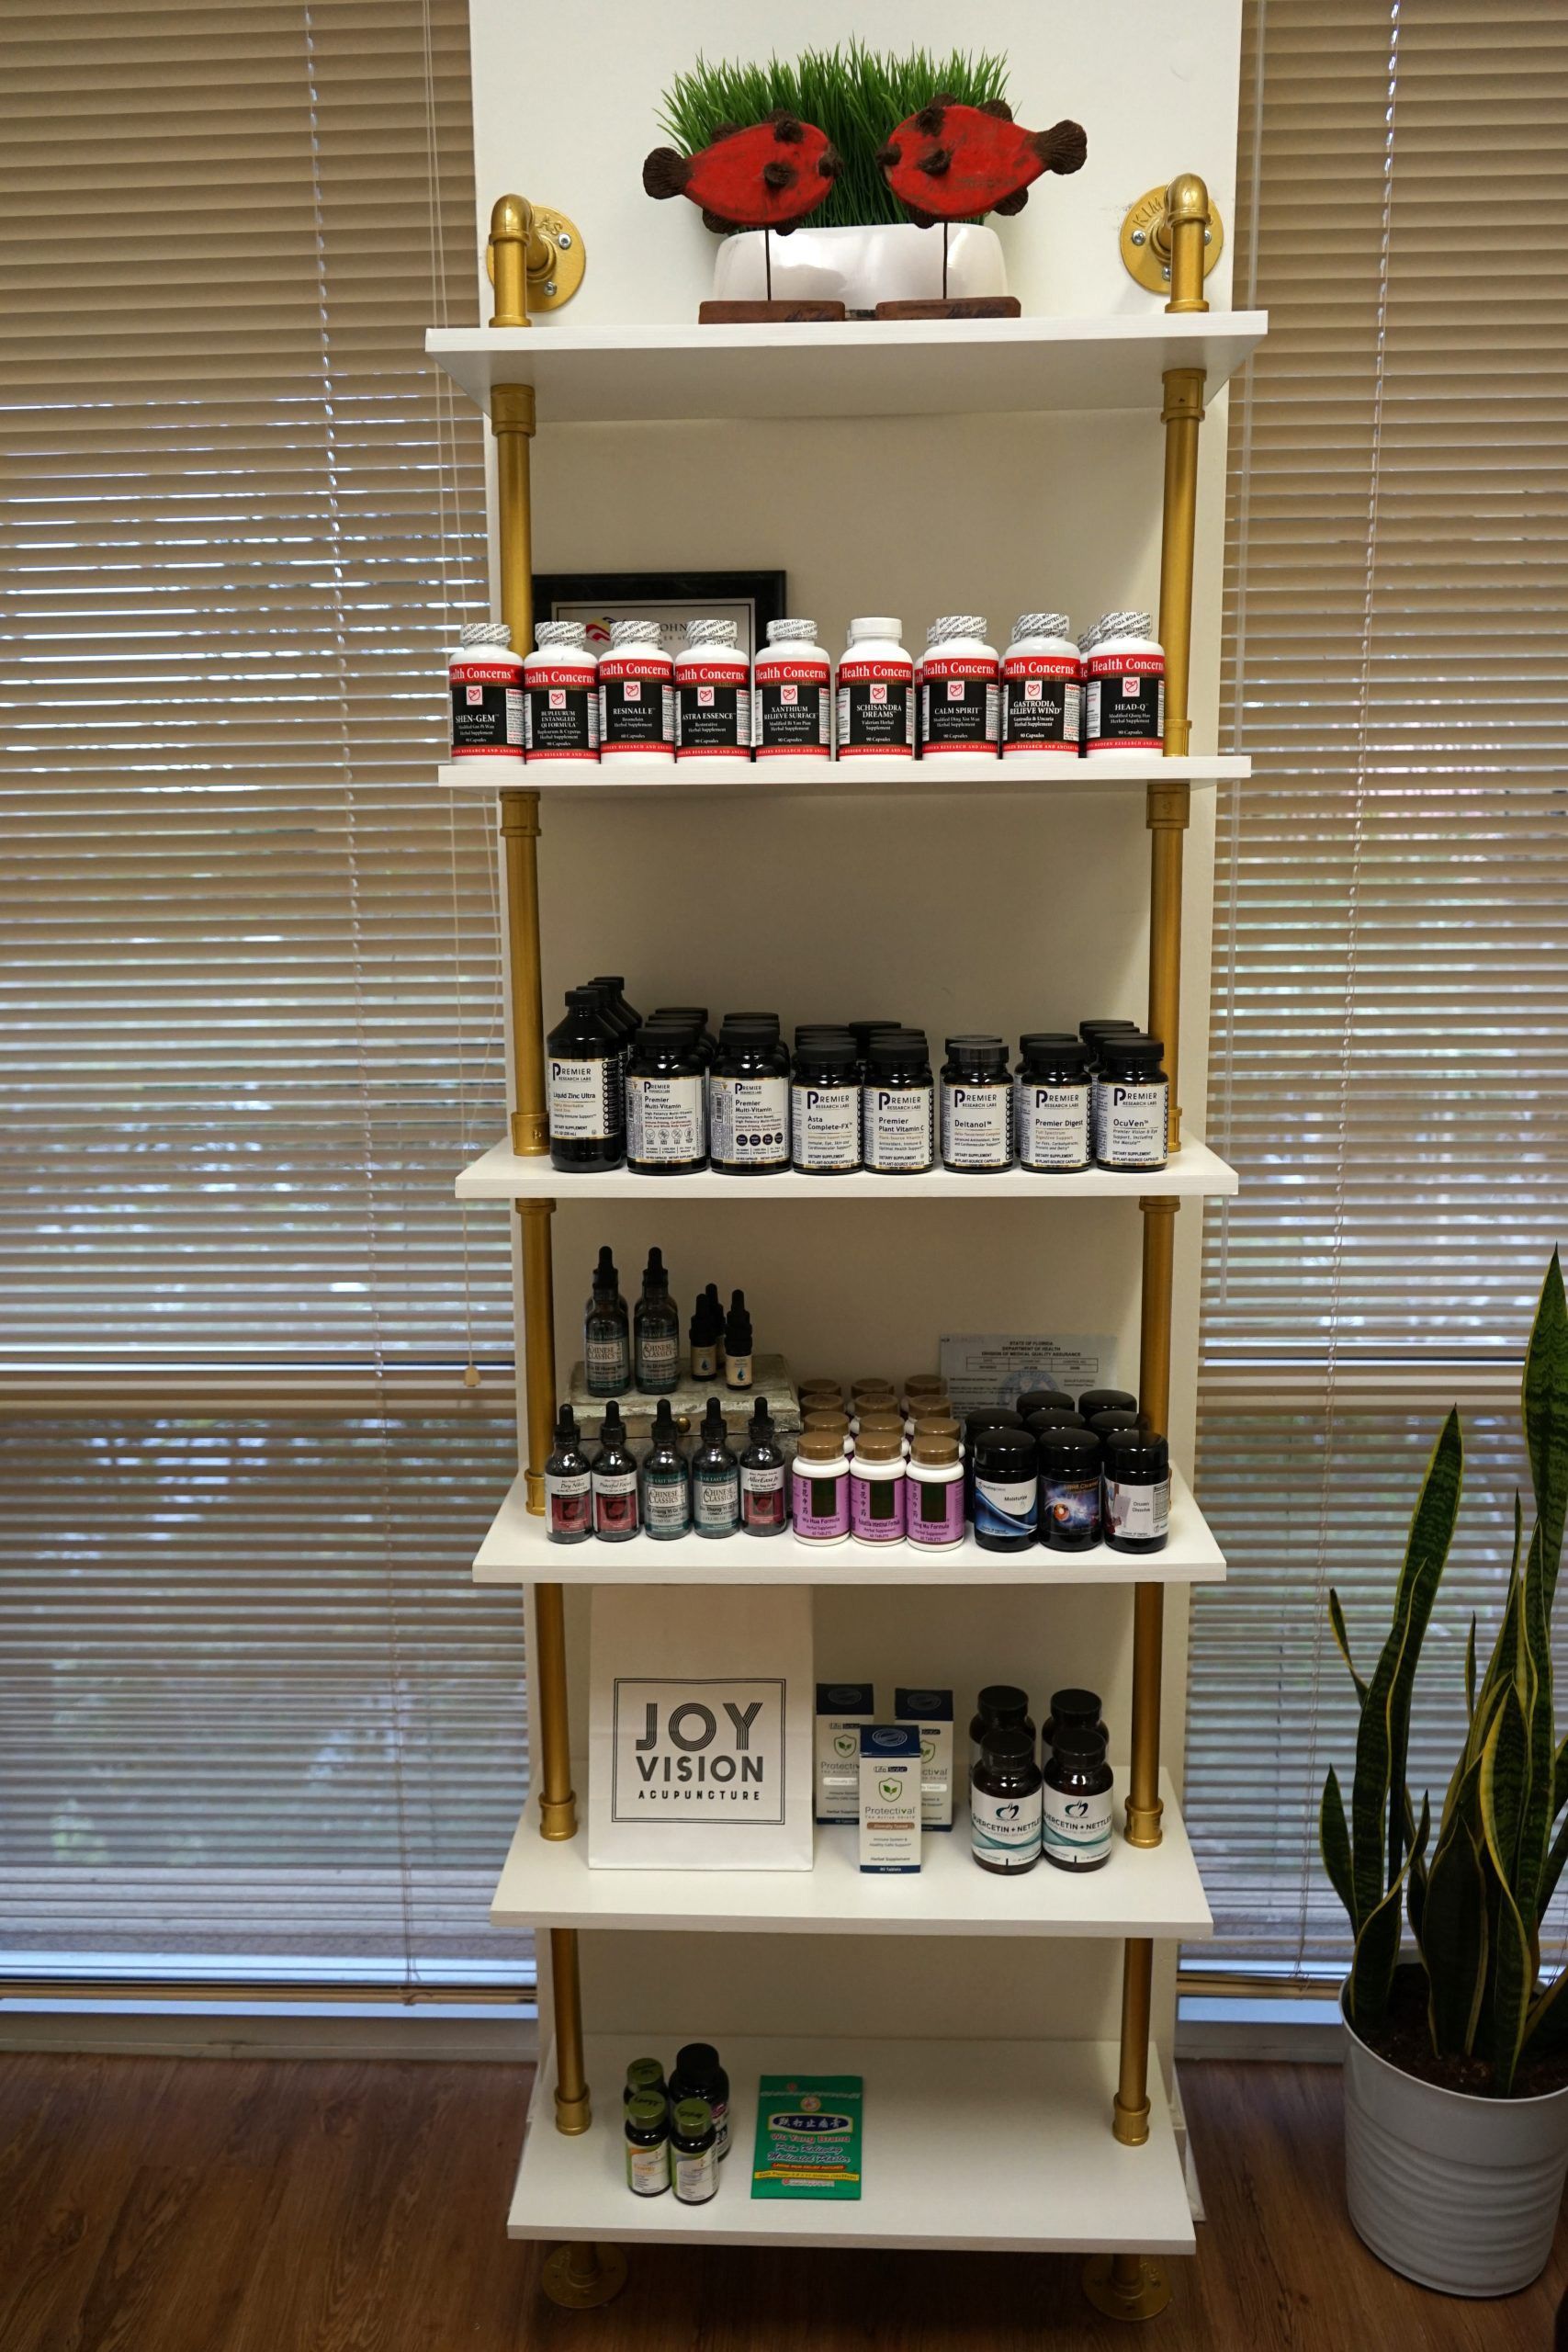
1322 1250 1568 2092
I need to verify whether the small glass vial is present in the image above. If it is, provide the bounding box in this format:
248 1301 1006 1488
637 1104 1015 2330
676 618 750 766
1103 1430 1171 1555
591 1403 639 1541
863 1032 935 1174
972 1429 1040 1553
543 1405 592 1544
1038 1428 1102 1552
583 1245 630 1398
640 1398 692 1540
524 619 599 762
1043 1726 1114 1871
754 617 830 758
920 615 1000 756
626 1022 707 1175
739 1397 787 1535
625 2092 671 2197
1097 1033 1170 1171
969 1683 1034 1770
448 620 523 761
598 617 674 762
709 1018 790 1176
1001 612 1081 758
836 616 914 759
1085 610 1165 755
633 1247 680 1394
547 989 624 1172
1015 1034 1092 1173
940 1035 1013 1172
906 1431 964 1549
691 1399 740 1537
971 1725 1043 1874
849 1426 906 1544
791 1033 862 1174
669 2099 719 2203
790 1428 852 1544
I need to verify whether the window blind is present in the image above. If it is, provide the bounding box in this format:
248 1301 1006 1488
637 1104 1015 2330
0 0 526 1984
1188 0 1568 1974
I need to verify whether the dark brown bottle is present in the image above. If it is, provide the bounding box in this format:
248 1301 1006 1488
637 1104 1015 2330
1043 1725 1114 1871
968 1682 1035 1765
970 1725 1043 1874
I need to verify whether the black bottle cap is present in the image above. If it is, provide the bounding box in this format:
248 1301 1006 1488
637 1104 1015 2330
1052 1724 1109 1764
963 1405 1024 1431
1028 1410 1089 1439
722 1011 780 1035
599 1403 625 1442
567 985 606 1012
1078 1388 1137 1419
700 1396 727 1441
673 2041 722 2081
974 1430 1038 1478
554 1404 580 1445
1089 1411 1141 1440
654 1005 709 1023
982 1725 1037 1770
1017 1388 1070 1417
847 1020 901 1046
649 1398 678 1443
976 1683 1031 1724
1050 1686 1103 1724
1102 1430 1169 1479
944 1035 1008 1071
869 1031 929 1069
796 1034 857 1071
592 1245 617 1292
1101 1033 1165 1069
591 974 626 992
1078 1018 1138 1040
1038 1428 1101 1474
643 1247 669 1292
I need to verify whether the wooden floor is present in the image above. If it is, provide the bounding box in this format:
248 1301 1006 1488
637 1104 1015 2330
0 2052 1562 2349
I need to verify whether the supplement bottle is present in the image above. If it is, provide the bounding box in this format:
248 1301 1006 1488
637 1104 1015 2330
849 1425 907 1544
739 1397 787 1535
524 619 599 761
633 1246 681 1394
1077 617 1105 751
626 1022 706 1175
543 1405 592 1544
724 1009 789 1073
906 1431 964 1550
653 1006 715 1060
547 989 624 1171
1016 1388 1071 1419
905 1373 949 1413
1085 610 1165 755
941 1035 1013 1172
723 1290 754 1391
589 974 643 1042
971 1724 1043 1874
1079 1018 1139 1161
625 2093 671 2197
789 1427 852 1544
863 1032 935 1174
968 1683 1035 1770
1025 1408 1088 1438
669 2100 719 2202
1043 1726 1114 1871
709 1017 790 1176
691 1399 740 1538
640 1398 691 1540
623 2056 667 2106
1015 1034 1092 1173
1001 611 1081 758
754 617 831 758
920 614 1000 756
1038 1428 1102 1553
591 1403 639 1541
1043 1687 1108 1747
846 1020 902 1076
837 616 914 760
598 616 674 762
1078 1387 1138 1422
675 618 750 766
1103 1429 1171 1555
448 619 523 761
973 1428 1040 1553
689 1287 723 1381
791 1032 862 1174
1097 1033 1170 1172
1088 1411 1141 1443
583 1246 630 1398
961 1408 1024 1519
669 2042 731 2161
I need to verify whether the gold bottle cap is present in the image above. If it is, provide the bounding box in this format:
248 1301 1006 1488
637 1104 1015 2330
803 1408 850 1431
905 1374 948 1398
854 1409 904 1436
797 1377 844 1400
853 1428 905 1462
911 1415 961 1443
851 1378 896 1400
911 1431 961 1466
795 1427 849 1462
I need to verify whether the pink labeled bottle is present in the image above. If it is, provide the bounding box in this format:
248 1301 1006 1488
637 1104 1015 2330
849 1425 907 1544
790 1427 852 1544
905 1431 964 1549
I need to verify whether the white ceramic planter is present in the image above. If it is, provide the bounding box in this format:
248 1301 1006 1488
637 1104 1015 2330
711 221 1007 317
1342 1990 1568 2295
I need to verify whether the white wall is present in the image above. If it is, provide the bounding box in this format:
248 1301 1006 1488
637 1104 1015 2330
468 0 1242 2058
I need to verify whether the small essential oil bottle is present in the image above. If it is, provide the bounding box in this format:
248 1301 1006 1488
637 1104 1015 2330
675 618 750 766
583 1246 630 1398
634 1247 681 1394
1085 610 1165 754
789 1427 852 1544
1103 1430 1171 1555
863 1032 935 1174
668 2099 719 2203
524 619 599 762
591 1403 639 1540
940 1035 1013 1172
448 620 523 762
547 989 624 1172
1038 1428 1103 1552
754 617 831 758
971 1725 1043 1874
723 1291 754 1390
1043 1726 1114 1871
791 1032 862 1174
640 1397 692 1540
689 1287 722 1381
691 1399 740 1537
739 1397 787 1536
920 615 1000 756
626 1022 706 1175
1043 1688 1108 1747
972 1429 1040 1553
543 1405 592 1544
905 1431 964 1549
1015 1034 1093 1173
836 617 914 759
625 2093 671 2197
598 617 674 762
1097 1033 1170 1171
1001 611 1081 758
849 1426 906 1544
968 1682 1035 1770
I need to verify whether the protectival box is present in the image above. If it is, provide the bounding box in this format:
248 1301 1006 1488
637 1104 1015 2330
816 1680 875 1825
858 1723 921 1873
895 1686 954 1830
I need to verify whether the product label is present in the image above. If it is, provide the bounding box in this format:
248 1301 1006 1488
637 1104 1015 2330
592 1467 638 1536
626 1072 705 1166
693 1464 739 1531
599 655 674 752
677 664 750 755
920 653 999 751
672 2144 717 2202
584 1333 628 1389
1002 652 1081 752
792 1464 850 1542
547 1054 617 1142
970 1778 1043 1869
1105 1475 1170 1544
863 1084 934 1171
791 1081 861 1170
1018 1079 1092 1170
1043 1781 1114 1868
641 1474 690 1533
545 1468 591 1537
1041 1472 1101 1546
755 660 830 754
709 1073 789 1169
817 1691 874 1821
941 1080 1011 1170
850 1470 906 1541
741 1462 786 1531
636 1331 679 1386
626 2138 669 2195
1101 1080 1168 1169
1086 652 1165 752
751 2075 863 2199
525 665 598 759
974 1474 1039 1543
709 2099 730 2159
449 659 523 756
907 1474 964 1545
837 658 914 756
859 1734 921 1873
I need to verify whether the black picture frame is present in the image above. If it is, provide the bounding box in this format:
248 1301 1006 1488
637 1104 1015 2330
531 569 788 662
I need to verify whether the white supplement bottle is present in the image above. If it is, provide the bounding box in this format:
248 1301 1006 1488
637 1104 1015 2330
1085 609 1166 755
1076 617 1104 753
920 615 1000 756
448 620 524 762
837 616 914 760
1001 612 1081 759
524 620 599 762
676 618 751 767
598 617 674 762
754 618 831 759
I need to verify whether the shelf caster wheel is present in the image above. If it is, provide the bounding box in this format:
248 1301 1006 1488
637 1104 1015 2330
540 2241 629 2310
1081 2253 1171 2322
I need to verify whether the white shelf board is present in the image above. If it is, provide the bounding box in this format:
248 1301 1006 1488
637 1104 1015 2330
456 1135 1238 1204
437 752 1247 799
427 312 1267 425
491 1768 1209 1939
509 2030 1193 2255
471 1465 1224 1588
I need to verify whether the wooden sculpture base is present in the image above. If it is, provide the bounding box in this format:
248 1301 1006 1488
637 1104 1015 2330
874 296 1023 320
698 299 848 324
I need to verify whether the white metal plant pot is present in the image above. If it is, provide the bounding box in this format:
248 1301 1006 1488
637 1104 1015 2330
712 221 1008 316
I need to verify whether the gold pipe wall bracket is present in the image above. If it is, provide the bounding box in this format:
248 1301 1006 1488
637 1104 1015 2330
1121 176 1223 300
487 193 586 323
541 2243 628 2309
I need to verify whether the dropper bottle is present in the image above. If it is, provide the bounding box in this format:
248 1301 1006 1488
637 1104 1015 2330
585 1246 630 1398
689 1287 722 1381
739 1396 786 1536
724 1291 754 1391
634 1247 680 1394
691 1398 740 1538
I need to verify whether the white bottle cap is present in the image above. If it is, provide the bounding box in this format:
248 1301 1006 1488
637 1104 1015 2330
929 615 987 643
767 617 819 642
685 617 739 647
460 621 513 647
1011 612 1070 642
536 620 588 649
848 616 902 643
609 617 662 647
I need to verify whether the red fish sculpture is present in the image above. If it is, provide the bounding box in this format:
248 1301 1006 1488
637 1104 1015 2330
877 97 1087 227
643 111 841 235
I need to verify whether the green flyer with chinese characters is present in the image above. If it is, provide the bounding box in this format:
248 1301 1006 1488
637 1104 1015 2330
750 2075 863 2200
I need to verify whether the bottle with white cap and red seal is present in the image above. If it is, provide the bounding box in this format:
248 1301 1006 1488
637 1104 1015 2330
1084 610 1165 755
524 620 599 762
836 616 914 759
753 618 831 759
676 618 751 767
448 621 524 761
1001 613 1082 759
919 615 1000 757
598 618 674 763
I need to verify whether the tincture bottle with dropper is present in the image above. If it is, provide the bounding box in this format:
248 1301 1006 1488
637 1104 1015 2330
675 617 750 767
591 1404 639 1541
547 989 624 1171
739 1397 787 1535
544 1405 592 1544
863 1032 935 1174
689 1287 722 1381
1001 611 1081 758
1085 609 1165 754
971 1725 1043 1874
626 1021 706 1174
584 1247 630 1397
639 1398 691 1540
598 616 674 763
940 1035 1013 1172
634 1248 680 1394
723 1290 754 1390
524 619 599 761
969 1682 1035 1769
789 1427 852 1544
691 1398 740 1538
837 616 914 759
709 1018 790 1176
1043 1726 1114 1871
1015 1034 1092 1172
1097 1033 1170 1171
754 618 831 758
920 615 1000 756
448 620 523 761
702 1283 726 1371
791 1031 862 1174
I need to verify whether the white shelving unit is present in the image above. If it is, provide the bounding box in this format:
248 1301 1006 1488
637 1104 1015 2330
437 751 1249 798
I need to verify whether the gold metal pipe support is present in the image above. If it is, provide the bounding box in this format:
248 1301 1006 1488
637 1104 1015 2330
549 1926 592 2134
491 382 536 652
1113 1938 1154 2146
1082 2246 1171 2322
1157 371 1205 763
517 1196 558 1508
1128 1193 1178 1850
491 381 546 1159
1146 781 1189 1154
541 2238 629 2309
488 195 551 328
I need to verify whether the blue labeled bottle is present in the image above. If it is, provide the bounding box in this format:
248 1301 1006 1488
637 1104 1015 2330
691 1397 740 1539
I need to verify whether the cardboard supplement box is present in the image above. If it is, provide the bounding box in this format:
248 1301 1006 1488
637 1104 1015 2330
858 1724 921 1873
816 1680 875 1825
895 1685 954 1831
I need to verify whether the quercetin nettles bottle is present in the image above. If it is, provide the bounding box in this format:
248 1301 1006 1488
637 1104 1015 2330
791 1030 862 1174
598 617 674 762
754 617 831 759
547 988 624 1171
1001 612 1081 758
543 1405 592 1544
584 1246 630 1399
448 620 523 762
940 1035 1013 1172
920 615 1000 756
1015 1033 1093 1173
626 1021 706 1174
971 1724 1043 1874
676 618 750 768
863 1031 935 1174
739 1396 787 1535
1085 610 1165 755
691 1397 740 1537
1043 1687 1109 1747
837 617 914 759
633 1246 680 1394
639 1397 692 1540
969 1682 1035 1769
1043 1725 1114 1871
1096 1033 1170 1171
524 620 599 762
591 1403 639 1541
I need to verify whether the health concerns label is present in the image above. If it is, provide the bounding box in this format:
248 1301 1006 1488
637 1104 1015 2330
750 2075 863 2201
